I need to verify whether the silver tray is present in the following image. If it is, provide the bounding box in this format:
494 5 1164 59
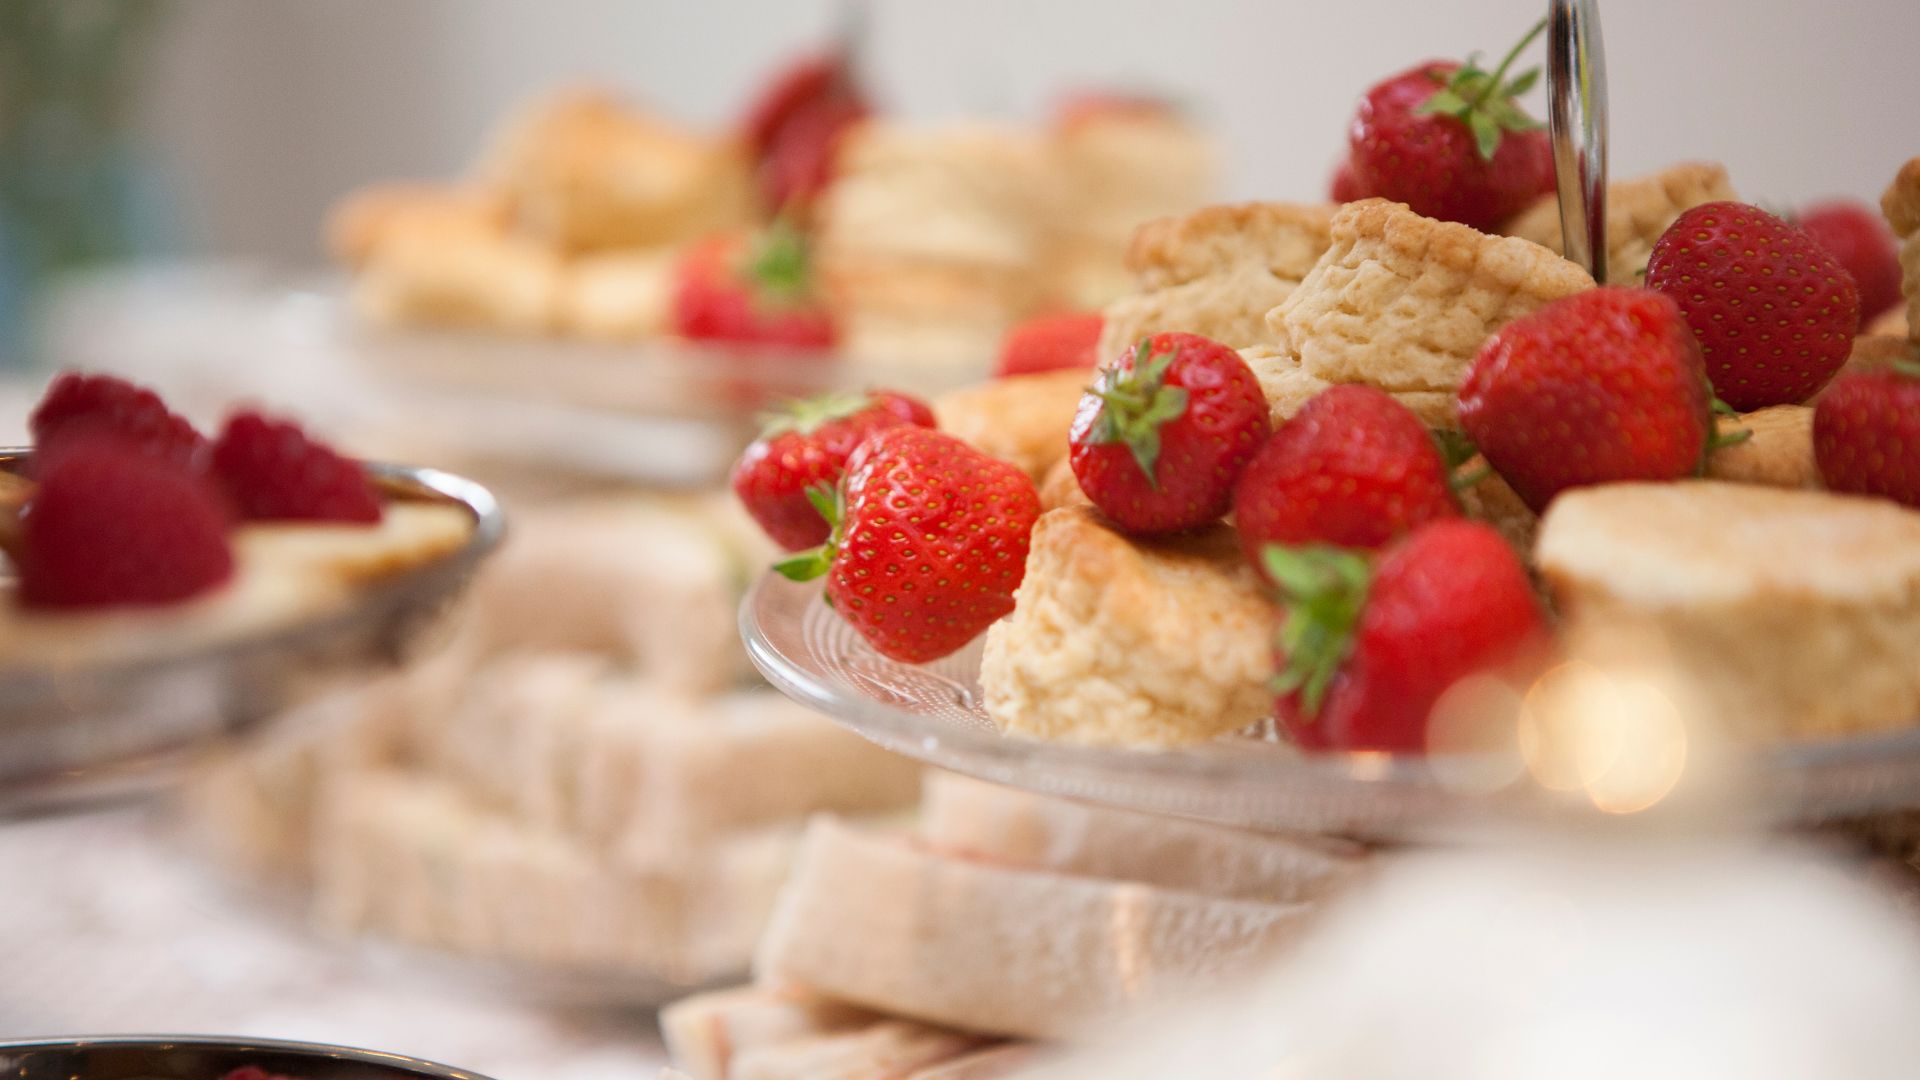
742 572 1920 839
0 453 503 818
0 1036 495 1080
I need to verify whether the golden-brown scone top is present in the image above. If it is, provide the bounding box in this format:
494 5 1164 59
481 87 755 253
1038 456 1091 513
1882 156 1920 344
1838 334 1920 384
981 506 1274 748
1703 406 1818 489
1272 198 1594 395
1240 345 1459 431
1124 202 1336 291
1097 203 1336 360
1503 161 1736 283
558 247 684 343
351 210 564 336
1869 307 1912 339
327 184 509 268
1537 481 1920 740
932 369 1089 483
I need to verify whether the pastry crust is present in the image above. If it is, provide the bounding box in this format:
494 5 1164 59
1537 482 1920 741
483 88 754 253
981 506 1274 747
326 184 509 268
1504 161 1737 283
1883 157 1920 344
932 369 1088 483
1239 345 1459 431
1704 405 1818 489
1273 199 1594 395
1095 202 1335 359
1037 455 1090 512
1124 202 1335 291
352 212 565 335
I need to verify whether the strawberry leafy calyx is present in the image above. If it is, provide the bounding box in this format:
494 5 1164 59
1892 357 1920 381
744 217 817 307
1265 544 1373 719
756 390 875 439
1085 339 1191 487
1414 17 1548 161
773 482 845 582
1429 428 1492 491
1699 398 1754 473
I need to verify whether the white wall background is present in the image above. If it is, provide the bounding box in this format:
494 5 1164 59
138 0 1920 265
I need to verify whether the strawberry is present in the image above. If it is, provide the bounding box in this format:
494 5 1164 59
17 438 234 609
1329 159 1368 203
1644 201 1860 410
776 426 1041 663
993 312 1103 378
1346 20 1556 231
672 225 836 350
1068 332 1270 535
1797 199 1904 329
741 51 870 212
1458 286 1714 512
1813 356 1920 509
1267 520 1546 753
29 371 206 473
211 410 383 523
731 389 937 550
1232 385 1457 567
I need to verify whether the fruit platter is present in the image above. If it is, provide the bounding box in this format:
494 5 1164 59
736 4 1920 836
0 374 502 816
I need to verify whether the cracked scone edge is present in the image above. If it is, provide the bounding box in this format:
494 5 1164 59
981 506 1274 747
1504 161 1736 283
1883 157 1920 345
1124 201 1336 291
1272 198 1594 394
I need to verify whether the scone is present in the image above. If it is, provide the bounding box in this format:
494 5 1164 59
1038 455 1090 512
1537 482 1920 741
352 211 564 335
1504 161 1738 283
932 369 1089 483
1271 199 1594 395
981 506 1274 747
1882 156 1920 344
326 184 509 268
1098 202 1335 358
1240 344 1458 431
559 247 683 342
1704 405 1818 489
482 88 755 253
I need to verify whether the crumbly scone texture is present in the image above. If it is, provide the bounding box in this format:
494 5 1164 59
1504 161 1737 283
1841 334 1919 382
351 213 565 335
1869 306 1911 340
327 184 509 268
1883 157 1920 344
933 369 1089 483
1239 345 1459 431
1124 202 1336 291
1097 266 1296 357
981 506 1274 747
559 248 682 342
1537 481 1920 741
1273 199 1594 394
1038 455 1090 513
1704 405 1818 489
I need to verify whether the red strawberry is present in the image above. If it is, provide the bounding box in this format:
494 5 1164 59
672 226 836 350
17 438 234 609
1267 520 1546 753
1329 159 1368 203
731 389 937 550
776 426 1041 663
211 411 383 523
1346 20 1556 231
1458 286 1714 512
1232 385 1458 567
994 312 1103 378
1644 201 1860 410
29 371 205 472
1068 332 1271 535
741 51 870 212
1813 356 1920 508
1797 200 1904 329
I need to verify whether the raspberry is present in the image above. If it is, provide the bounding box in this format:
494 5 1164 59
17 439 234 609
29 371 206 472
211 411 383 523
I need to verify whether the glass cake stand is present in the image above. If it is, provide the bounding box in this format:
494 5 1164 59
742 573 1920 839
0 453 504 818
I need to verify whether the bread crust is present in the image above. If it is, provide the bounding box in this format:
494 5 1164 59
1124 201 1335 290
933 370 1088 483
981 506 1274 747
1885 158 1920 344
1273 199 1593 394
1504 161 1736 282
1704 405 1818 489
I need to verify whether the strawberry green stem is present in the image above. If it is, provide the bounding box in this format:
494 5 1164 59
1469 17 1548 111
